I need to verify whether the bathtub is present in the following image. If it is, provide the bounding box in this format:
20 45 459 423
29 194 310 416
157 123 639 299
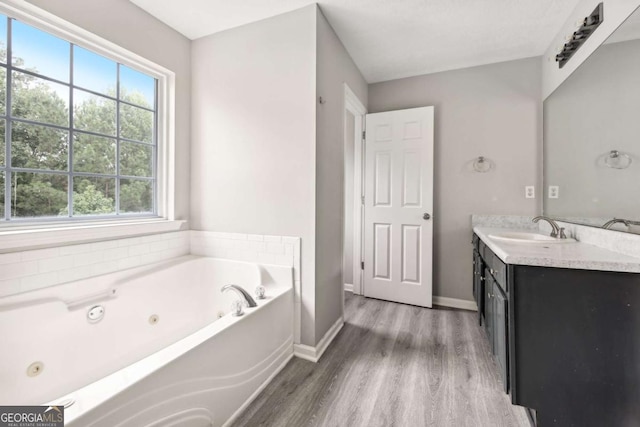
0 255 294 426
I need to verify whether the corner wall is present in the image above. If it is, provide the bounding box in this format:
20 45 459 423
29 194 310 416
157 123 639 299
25 0 192 221
190 6 318 345
315 9 367 342
368 58 541 303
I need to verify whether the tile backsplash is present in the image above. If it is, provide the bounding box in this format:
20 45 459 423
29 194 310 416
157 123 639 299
0 231 190 297
190 230 302 343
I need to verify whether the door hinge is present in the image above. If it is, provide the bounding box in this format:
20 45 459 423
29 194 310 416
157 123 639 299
361 195 365 204
361 261 364 270
362 130 366 140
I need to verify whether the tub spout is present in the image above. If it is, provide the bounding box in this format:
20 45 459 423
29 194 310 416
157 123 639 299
221 284 258 308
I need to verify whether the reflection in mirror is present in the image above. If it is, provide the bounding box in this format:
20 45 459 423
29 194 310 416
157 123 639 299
544 7 640 234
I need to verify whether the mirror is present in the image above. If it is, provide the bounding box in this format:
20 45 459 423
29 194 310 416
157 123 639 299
544 7 640 234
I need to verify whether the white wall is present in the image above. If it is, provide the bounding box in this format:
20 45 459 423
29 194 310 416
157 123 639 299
368 58 541 302
191 6 318 345
315 8 367 342
25 0 192 221
542 0 640 99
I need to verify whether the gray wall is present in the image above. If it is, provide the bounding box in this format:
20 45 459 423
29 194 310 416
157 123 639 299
315 8 367 341
544 39 640 222
368 58 541 302
26 0 191 221
190 6 318 345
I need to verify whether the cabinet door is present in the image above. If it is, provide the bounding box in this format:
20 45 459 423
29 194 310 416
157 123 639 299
473 251 484 325
493 284 508 393
483 275 494 350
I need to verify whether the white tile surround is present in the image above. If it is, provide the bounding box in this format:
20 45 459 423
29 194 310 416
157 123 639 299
191 231 302 343
0 229 302 343
0 232 191 298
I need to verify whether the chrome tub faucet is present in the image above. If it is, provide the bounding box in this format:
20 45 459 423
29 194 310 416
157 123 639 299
221 284 258 308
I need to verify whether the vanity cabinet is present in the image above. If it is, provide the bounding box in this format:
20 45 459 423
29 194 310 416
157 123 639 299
472 232 640 427
473 236 509 394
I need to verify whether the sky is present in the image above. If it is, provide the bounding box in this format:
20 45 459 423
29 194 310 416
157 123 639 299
2 16 156 109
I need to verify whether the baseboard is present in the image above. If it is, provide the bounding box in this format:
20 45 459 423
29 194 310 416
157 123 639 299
222 348 294 427
293 316 343 363
344 283 354 293
433 296 478 311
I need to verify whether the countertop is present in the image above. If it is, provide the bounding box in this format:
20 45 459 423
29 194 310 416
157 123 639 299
474 227 640 273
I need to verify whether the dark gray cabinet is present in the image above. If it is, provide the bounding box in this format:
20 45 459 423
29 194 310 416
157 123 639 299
473 235 509 393
472 250 484 325
493 283 508 394
472 232 640 426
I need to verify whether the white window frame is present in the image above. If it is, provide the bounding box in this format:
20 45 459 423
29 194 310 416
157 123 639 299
0 0 183 251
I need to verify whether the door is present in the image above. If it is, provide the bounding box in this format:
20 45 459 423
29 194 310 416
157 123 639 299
473 251 484 325
493 284 509 393
484 275 495 347
363 107 434 307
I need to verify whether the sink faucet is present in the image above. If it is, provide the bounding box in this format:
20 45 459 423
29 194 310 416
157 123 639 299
221 284 258 308
602 218 633 229
532 216 566 239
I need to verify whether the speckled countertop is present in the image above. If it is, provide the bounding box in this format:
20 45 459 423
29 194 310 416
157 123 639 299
474 227 640 273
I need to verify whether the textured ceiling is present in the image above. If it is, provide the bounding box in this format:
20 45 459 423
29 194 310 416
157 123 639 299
130 0 581 83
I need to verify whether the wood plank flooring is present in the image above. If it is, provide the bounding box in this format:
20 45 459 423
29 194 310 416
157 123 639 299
231 293 530 427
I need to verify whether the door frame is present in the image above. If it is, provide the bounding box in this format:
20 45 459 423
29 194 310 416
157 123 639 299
343 84 367 296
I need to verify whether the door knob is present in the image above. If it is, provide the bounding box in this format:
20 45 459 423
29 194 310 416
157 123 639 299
423 213 431 220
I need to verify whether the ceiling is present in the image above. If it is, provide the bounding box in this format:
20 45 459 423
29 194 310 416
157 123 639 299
130 0 581 83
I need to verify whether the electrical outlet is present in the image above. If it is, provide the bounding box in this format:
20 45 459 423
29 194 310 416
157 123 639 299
525 186 535 199
549 186 559 199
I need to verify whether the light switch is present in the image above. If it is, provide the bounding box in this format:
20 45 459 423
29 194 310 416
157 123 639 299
549 186 559 199
525 186 535 199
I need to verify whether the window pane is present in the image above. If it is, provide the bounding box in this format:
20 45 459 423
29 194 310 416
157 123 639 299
11 172 68 218
0 171 4 217
119 65 154 108
120 141 152 177
0 66 6 115
73 46 116 96
72 176 115 216
12 20 70 82
120 103 153 143
12 71 69 127
74 89 116 136
0 15 7 64
11 122 68 171
120 178 152 213
0 119 4 166
73 133 115 174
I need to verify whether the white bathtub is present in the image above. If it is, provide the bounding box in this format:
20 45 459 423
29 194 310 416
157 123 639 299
0 255 294 426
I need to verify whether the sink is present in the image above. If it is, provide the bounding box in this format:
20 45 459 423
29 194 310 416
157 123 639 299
488 232 576 244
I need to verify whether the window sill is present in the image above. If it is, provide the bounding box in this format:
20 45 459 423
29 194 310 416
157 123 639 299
0 218 188 252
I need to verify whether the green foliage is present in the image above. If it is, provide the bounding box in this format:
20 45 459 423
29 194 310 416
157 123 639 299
0 48 155 218
13 175 67 218
59 184 114 216
120 179 152 213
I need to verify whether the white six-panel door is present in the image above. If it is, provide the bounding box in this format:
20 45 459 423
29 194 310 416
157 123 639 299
363 107 434 307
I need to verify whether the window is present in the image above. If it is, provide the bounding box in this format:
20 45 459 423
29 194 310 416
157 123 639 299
0 14 158 222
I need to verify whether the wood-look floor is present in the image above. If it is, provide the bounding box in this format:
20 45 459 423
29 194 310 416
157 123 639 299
231 293 530 427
